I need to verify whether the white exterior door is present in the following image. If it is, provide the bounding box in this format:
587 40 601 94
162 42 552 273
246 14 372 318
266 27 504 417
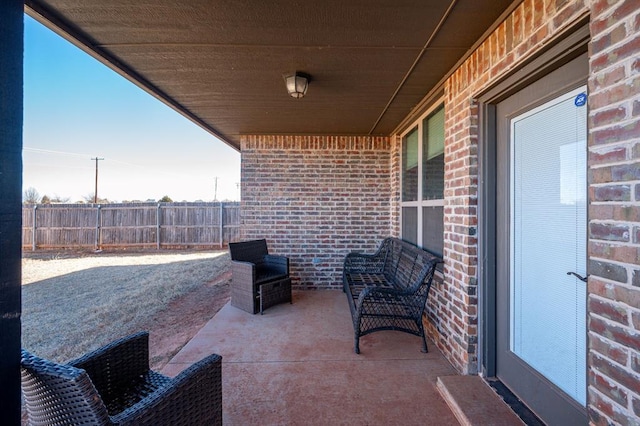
510 86 587 404
494 54 588 425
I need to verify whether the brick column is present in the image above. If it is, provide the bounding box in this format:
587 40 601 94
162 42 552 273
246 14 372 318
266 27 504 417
587 1 640 423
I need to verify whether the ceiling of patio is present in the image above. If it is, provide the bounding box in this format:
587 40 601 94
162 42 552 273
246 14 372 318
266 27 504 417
25 0 517 150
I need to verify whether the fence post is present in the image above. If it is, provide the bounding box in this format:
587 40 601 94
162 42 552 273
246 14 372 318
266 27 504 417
219 202 224 248
32 204 37 251
94 204 102 251
157 203 161 250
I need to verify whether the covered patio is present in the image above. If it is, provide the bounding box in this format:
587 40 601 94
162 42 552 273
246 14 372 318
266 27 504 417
163 291 521 425
2 0 639 424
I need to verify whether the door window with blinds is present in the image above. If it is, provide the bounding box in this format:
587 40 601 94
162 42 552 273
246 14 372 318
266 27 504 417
401 104 444 256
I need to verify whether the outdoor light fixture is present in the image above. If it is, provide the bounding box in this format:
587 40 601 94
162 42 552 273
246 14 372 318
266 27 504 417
284 72 309 98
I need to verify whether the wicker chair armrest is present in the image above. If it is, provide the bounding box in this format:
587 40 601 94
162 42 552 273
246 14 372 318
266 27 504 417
112 353 223 426
69 332 150 400
21 350 113 425
264 254 289 274
231 259 256 270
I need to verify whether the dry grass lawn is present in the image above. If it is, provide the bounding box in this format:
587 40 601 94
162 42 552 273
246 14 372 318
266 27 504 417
21 249 231 367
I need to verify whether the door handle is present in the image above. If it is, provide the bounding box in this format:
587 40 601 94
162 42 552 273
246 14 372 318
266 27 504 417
567 272 588 283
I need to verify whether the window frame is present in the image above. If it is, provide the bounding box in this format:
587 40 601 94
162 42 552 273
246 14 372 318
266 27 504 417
400 100 445 251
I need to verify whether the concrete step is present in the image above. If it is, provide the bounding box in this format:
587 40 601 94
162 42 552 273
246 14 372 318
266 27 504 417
437 375 525 426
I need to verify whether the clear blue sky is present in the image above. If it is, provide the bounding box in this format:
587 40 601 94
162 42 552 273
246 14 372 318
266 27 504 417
23 15 240 203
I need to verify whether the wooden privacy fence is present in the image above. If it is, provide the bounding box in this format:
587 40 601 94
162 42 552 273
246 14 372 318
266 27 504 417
22 202 241 250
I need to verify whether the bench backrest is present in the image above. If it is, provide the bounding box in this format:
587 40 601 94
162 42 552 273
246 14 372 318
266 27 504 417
381 238 440 298
229 239 269 264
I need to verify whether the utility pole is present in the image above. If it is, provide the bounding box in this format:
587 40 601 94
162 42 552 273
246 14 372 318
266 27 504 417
91 157 104 203
213 177 219 201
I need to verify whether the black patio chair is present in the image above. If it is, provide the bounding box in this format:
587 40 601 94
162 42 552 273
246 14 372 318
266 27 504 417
21 331 222 426
229 238 292 314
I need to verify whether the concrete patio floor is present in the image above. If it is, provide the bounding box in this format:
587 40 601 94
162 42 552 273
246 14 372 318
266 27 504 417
163 290 523 425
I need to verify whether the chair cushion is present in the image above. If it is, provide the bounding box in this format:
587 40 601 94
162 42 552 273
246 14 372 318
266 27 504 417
256 266 288 284
104 370 171 415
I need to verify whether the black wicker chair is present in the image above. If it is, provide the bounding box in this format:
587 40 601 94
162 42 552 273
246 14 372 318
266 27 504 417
21 331 222 426
229 239 292 314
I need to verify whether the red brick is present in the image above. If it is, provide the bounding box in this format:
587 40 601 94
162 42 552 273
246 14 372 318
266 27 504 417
590 77 640 110
593 185 631 202
633 311 640 329
591 107 628 128
591 0 640 36
589 204 640 222
590 222 631 242
591 316 640 353
592 65 626 92
590 351 640 393
590 279 640 307
589 146 627 166
589 166 613 184
590 370 629 407
589 296 629 325
590 0 616 18
589 241 640 264
612 164 640 181
591 23 628 55
590 333 629 365
590 259 629 283
589 387 616 421
611 0 640 24
632 352 640 374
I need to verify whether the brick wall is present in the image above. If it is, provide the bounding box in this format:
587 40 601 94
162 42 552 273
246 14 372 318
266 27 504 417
435 0 591 376
427 0 640 422
418 0 591 376
240 135 392 289
587 0 640 423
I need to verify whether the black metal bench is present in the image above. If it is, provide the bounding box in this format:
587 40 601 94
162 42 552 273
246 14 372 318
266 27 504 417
342 237 442 354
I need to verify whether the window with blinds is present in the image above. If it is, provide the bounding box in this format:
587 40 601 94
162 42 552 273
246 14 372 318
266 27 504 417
401 103 444 256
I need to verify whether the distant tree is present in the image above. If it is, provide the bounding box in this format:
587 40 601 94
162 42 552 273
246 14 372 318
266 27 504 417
158 195 173 203
146 198 156 203
50 194 71 203
40 195 51 204
23 187 41 204
83 193 110 204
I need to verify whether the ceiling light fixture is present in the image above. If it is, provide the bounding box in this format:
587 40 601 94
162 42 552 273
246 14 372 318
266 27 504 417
284 72 309 98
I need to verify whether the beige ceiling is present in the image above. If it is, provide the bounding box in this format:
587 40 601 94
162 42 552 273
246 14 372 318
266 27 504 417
25 0 518 151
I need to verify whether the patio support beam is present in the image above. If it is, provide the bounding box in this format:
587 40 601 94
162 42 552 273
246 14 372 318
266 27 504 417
0 0 24 423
